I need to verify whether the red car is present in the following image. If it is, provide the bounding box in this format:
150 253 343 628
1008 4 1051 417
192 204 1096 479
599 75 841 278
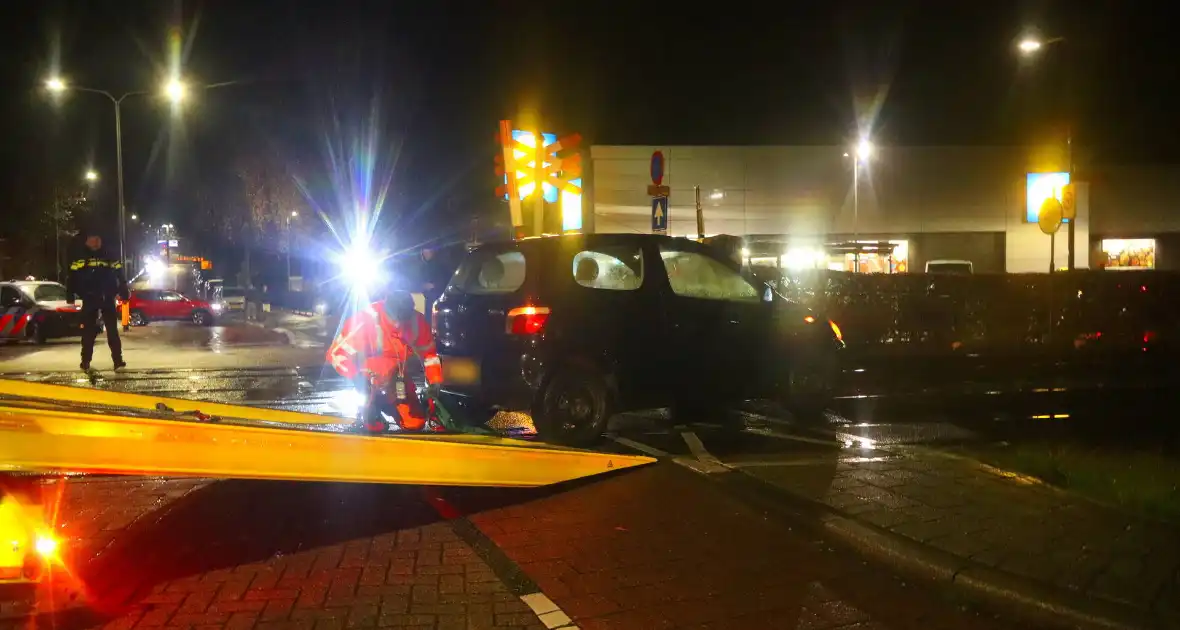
126 289 220 327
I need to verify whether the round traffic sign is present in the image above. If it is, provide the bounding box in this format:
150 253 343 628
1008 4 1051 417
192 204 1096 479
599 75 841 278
1038 197 1064 235
1061 184 1077 220
650 151 665 186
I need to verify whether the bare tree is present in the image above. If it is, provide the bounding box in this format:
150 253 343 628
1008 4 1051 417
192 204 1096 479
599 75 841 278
232 155 307 287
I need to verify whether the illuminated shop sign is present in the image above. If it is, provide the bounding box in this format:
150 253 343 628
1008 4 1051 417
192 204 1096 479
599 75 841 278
1026 172 1070 224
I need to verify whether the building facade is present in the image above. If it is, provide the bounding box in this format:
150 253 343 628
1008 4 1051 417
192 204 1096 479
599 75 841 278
589 145 1178 273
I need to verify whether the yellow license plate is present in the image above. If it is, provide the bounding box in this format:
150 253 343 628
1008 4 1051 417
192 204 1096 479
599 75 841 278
443 358 479 385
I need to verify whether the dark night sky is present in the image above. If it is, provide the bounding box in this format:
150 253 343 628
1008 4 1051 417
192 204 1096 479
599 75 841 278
0 1 1175 243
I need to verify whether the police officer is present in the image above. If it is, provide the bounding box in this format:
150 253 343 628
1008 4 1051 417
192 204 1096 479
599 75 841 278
67 229 129 371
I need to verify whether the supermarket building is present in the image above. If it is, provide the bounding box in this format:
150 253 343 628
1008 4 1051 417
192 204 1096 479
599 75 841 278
587 145 1177 273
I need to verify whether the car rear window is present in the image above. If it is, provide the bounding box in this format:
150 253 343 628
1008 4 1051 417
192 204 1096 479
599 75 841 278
572 247 643 291
450 249 527 295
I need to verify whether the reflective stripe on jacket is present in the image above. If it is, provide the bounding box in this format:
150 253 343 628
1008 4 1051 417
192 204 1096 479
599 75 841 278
326 300 442 385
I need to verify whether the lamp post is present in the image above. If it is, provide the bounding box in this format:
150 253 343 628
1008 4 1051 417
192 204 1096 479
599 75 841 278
845 138 873 272
1018 34 1075 270
286 211 298 291
44 77 187 272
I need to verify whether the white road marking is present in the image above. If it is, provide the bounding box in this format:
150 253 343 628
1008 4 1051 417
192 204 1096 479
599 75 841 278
743 426 836 447
680 430 728 470
673 456 731 475
521 592 579 629
608 435 671 458
726 458 841 468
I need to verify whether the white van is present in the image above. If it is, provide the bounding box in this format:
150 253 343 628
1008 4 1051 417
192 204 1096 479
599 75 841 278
925 260 973 274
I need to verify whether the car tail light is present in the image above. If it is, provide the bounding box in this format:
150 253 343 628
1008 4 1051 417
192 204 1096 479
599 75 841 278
506 306 550 335
829 319 843 342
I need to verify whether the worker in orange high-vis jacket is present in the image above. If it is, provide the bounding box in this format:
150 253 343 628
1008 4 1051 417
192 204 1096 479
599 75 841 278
326 291 443 432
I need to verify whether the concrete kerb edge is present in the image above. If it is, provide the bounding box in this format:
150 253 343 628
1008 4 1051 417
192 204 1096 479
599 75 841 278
817 499 1156 630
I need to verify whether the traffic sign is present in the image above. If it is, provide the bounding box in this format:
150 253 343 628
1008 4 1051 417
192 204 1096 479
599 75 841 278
652 196 669 234
650 151 665 186
646 184 670 197
1038 197 1063 235
1061 183 1076 220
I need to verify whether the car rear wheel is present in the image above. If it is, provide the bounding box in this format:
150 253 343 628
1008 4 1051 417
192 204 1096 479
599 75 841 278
191 309 212 326
27 322 47 345
533 364 611 447
130 310 147 326
781 354 838 424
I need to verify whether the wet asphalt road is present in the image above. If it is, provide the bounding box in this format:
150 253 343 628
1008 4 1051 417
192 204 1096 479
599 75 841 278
4 357 1173 450
0 319 325 373
1 366 1041 629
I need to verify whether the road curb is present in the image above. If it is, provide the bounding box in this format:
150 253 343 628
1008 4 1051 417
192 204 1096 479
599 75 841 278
815 510 1156 630
619 435 1167 630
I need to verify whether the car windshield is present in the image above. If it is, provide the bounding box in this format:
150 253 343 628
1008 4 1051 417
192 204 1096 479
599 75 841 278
32 284 67 302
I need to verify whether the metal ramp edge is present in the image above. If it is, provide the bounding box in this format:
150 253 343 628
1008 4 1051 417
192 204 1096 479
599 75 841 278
0 406 654 488
0 378 342 426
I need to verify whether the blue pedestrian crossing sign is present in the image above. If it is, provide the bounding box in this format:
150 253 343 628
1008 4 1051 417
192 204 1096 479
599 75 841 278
651 196 669 234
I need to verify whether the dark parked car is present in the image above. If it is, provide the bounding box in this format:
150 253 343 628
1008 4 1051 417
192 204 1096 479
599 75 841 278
432 234 844 446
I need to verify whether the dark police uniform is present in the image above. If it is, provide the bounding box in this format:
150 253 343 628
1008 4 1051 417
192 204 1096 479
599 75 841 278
67 248 129 369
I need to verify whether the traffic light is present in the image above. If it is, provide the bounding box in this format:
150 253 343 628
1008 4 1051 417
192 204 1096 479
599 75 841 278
496 120 523 229
496 121 584 237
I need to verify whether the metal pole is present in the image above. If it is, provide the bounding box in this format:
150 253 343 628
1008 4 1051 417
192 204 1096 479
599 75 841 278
1049 232 1056 274
114 98 126 268
1066 130 1075 270
286 218 292 291
533 130 545 236
694 185 704 240
53 185 60 282
853 160 860 272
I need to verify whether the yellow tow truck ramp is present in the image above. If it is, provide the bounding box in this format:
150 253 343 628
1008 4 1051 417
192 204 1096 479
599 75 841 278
0 380 654 488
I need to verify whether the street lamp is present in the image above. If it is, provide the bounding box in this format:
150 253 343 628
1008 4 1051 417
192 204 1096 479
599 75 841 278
845 138 873 272
286 211 298 291
84 169 98 182
164 79 187 103
44 75 189 273
1018 38 1043 54
1016 33 1074 270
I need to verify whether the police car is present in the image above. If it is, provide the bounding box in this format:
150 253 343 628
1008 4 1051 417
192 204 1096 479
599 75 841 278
0 280 88 344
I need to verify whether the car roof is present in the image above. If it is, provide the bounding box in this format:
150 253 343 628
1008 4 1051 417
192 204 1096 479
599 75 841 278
2 281 64 288
472 233 691 254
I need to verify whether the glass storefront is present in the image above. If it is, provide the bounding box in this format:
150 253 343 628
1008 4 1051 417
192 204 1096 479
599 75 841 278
1100 238 1155 270
745 239 910 274
837 240 909 273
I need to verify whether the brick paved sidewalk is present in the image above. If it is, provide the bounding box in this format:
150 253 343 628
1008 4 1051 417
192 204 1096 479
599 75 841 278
10 476 548 630
445 463 1014 630
746 447 1180 624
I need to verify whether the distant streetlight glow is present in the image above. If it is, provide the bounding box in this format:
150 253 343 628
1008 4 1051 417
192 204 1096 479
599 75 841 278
164 79 187 103
855 138 873 162
45 77 66 92
1018 38 1043 54
130 214 138 221
84 170 98 182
